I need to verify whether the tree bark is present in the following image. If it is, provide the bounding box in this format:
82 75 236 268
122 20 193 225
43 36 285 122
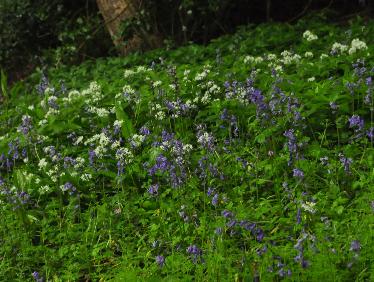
96 0 145 55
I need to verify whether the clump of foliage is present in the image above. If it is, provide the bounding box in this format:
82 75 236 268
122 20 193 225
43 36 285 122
0 17 373 281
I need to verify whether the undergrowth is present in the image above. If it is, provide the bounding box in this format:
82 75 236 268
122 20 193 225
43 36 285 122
0 17 373 281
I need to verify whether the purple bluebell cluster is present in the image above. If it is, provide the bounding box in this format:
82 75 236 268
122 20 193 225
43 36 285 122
148 183 159 196
293 168 304 179
32 271 44 282
186 244 203 263
339 154 353 173
348 115 364 131
62 182 77 195
155 255 165 267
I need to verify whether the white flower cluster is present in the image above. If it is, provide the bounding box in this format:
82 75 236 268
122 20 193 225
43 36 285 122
74 136 84 146
303 30 318 41
46 165 59 182
38 158 48 170
44 146 60 162
152 80 162 88
280 50 301 65
304 51 314 58
195 65 211 81
171 144 193 155
301 201 317 214
150 103 165 120
196 81 221 105
87 106 110 117
113 120 123 128
115 147 133 164
307 77 315 82
115 85 138 104
40 185 52 194
41 96 60 117
124 66 151 78
85 132 111 158
130 134 146 148
62 81 103 105
267 62 283 73
74 157 85 169
348 38 368 55
62 90 81 103
331 42 348 54
183 69 191 81
197 131 214 147
244 55 263 64
80 173 92 182
266 53 277 61
82 81 103 104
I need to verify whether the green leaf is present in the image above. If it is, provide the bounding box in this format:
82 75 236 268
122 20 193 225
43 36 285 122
115 102 134 139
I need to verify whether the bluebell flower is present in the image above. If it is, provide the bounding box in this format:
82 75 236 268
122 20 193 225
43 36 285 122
227 219 237 228
296 208 302 224
207 187 214 196
36 73 49 95
32 271 44 282
255 228 264 242
367 127 373 140
366 76 372 86
212 194 219 206
293 168 304 179
329 102 338 110
339 154 352 173
186 245 202 255
139 126 150 135
89 150 96 166
350 240 361 252
221 210 233 218
349 115 364 131
148 184 159 196
156 255 165 267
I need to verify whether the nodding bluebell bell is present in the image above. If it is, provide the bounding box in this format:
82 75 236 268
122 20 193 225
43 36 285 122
17 191 30 204
186 245 203 263
62 182 76 195
348 115 364 131
19 115 32 135
211 193 219 206
296 208 302 224
339 154 353 173
155 255 165 267
366 76 372 86
89 150 96 166
293 168 304 179
117 160 124 176
284 129 299 166
148 184 159 196
32 271 44 282
350 240 361 252
139 126 150 136
329 101 338 111
221 210 233 218
148 154 170 176
36 73 49 95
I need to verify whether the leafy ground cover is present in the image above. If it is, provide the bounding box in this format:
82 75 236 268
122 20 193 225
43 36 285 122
0 17 373 281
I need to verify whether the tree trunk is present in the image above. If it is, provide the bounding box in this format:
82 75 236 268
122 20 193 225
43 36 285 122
96 0 149 55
